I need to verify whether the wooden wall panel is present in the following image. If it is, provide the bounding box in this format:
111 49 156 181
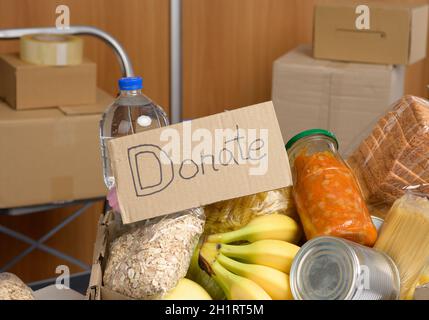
183 0 429 119
0 0 170 283
182 0 315 119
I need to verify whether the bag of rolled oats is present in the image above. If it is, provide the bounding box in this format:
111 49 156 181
103 207 205 300
0 273 35 300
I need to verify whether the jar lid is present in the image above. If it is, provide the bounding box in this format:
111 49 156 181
285 129 338 151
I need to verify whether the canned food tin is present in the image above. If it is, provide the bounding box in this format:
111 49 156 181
290 236 400 300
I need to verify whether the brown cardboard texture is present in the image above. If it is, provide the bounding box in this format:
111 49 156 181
108 101 292 224
272 45 404 156
0 89 112 208
0 53 97 110
33 285 85 300
87 211 132 300
415 284 429 300
314 0 429 65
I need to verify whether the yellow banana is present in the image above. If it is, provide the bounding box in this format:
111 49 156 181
219 239 300 273
206 214 301 244
419 274 429 286
163 278 212 300
217 253 293 300
418 265 429 286
210 260 272 300
199 243 271 300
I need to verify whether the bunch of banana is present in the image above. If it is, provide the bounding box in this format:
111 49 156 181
198 214 301 300
163 278 212 300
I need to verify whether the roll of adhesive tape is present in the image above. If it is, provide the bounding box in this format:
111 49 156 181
20 34 83 66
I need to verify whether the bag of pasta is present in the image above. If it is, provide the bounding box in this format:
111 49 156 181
186 187 297 299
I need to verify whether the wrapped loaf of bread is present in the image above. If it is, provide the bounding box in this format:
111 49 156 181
348 95 429 208
0 273 35 300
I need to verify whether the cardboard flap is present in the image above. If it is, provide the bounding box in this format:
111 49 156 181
92 214 108 264
87 263 103 300
34 285 85 300
58 89 114 115
101 286 133 300
58 105 104 115
108 101 292 224
415 284 429 300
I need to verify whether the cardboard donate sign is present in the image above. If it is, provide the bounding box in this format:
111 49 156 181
108 101 292 224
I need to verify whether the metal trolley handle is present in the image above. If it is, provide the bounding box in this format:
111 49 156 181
0 26 135 274
0 25 134 77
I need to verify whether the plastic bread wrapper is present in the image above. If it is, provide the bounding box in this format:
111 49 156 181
202 187 297 235
345 95 429 218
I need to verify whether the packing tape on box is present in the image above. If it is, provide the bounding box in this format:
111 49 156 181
20 34 83 66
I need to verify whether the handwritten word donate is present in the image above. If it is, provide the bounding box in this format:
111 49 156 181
127 123 269 197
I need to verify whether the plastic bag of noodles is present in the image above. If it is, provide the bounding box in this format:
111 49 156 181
186 187 297 299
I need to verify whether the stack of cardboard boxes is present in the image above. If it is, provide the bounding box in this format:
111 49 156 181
0 52 111 208
272 0 429 155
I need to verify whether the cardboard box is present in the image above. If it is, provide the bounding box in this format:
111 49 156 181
415 284 429 300
88 210 429 301
33 285 85 300
272 45 404 155
314 0 429 65
0 53 97 110
108 101 292 224
87 211 134 300
0 89 112 208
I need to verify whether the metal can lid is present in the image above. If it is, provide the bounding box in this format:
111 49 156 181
290 236 359 300
285 129 338 151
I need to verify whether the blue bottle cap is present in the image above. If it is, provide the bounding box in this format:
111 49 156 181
118 76 143 90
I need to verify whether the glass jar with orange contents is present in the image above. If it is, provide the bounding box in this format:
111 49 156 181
286 129 377 246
